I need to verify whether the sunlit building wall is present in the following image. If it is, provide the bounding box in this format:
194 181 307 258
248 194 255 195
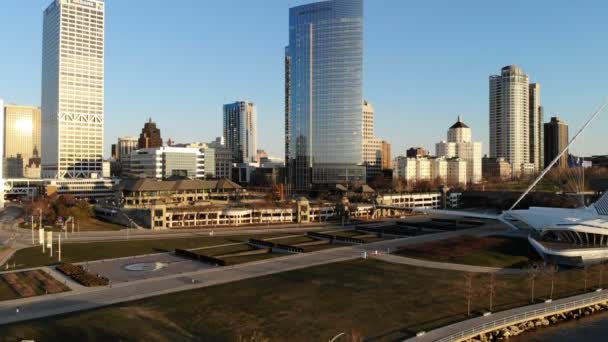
41 0 105 178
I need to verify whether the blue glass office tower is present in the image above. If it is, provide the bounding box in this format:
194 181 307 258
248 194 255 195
286 0 365 191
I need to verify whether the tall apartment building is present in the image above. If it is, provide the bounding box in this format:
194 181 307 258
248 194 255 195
529 83 544 172
544 117 569 168
138 118 163 149
286 0 365 190
42 0 105 178
362 100 383 180
3 105 41 178
223 101 257 164
381 141 392 170
490 65 537 177
436 117 482 184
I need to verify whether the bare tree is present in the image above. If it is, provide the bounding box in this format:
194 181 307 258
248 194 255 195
487 273 496 312
527 264 540 304
464 272 474 317
584 265 590 291
599 261 606 290
546 263 558 300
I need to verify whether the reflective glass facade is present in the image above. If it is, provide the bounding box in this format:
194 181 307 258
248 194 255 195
287 0 365 191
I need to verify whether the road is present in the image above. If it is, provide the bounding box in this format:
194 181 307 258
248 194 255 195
0 224 503 326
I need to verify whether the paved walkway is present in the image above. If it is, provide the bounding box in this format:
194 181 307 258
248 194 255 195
374 254 525 274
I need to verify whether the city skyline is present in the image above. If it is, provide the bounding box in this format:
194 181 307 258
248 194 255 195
1 1 608 159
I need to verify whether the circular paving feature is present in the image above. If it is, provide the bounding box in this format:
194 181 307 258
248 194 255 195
123 262 168 272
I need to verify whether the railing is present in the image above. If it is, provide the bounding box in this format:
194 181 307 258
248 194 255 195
435 292 608 342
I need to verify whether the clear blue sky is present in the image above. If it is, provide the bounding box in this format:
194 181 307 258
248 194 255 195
1 0 608 158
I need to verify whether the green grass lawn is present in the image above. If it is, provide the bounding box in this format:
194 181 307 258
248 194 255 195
2 233 296 270
0 259 604 342
395 235 538 268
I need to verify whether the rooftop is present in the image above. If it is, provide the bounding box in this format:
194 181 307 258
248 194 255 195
120 178 242 192
450 116 469 129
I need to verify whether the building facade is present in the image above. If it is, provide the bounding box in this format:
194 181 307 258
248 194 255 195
482 157 512 181
124 147 205 180
208 138 233 179
138 118 163 149
362 100 383 180
435 117 482 184
42 0 105 178
529 83 544 172
3 105 41 178
286 0 365 190
223 101 257 164
406 147 429 158
490 65 532 177
381 141 392 170
544 116 569 168
116 136 138 162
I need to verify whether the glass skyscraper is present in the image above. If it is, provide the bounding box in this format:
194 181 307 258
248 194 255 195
41 0 105 178
286 0 365 191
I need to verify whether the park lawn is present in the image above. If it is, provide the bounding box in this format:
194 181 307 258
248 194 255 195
270 235 317 245
2 233 296 270
0 259 604 342
395 235 538 268
301 243 340 253
198 244 256 257
220 252 285 265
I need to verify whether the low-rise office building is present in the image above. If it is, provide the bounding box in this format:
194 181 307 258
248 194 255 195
119 178 243 207
123 147 207 180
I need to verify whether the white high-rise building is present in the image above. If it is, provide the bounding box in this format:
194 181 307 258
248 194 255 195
489 65 533 177
431 157 448 182
41 0 105 178
447 158 468 186
436 117 482 184
362 100 383 180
